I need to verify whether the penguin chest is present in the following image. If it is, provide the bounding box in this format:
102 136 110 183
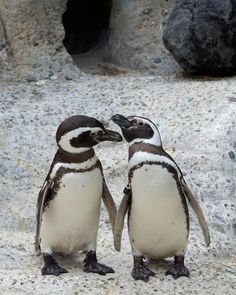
40 168 103 254
129 164 188 259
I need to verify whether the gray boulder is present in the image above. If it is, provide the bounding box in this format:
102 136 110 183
163 0 236 76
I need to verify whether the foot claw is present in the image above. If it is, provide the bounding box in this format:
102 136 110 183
83 251 115 276
84 263 115 275
41 253 68 276
41 263 68 276
132 265 155 282
165 265 190 279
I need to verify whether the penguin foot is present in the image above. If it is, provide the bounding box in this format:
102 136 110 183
132 265 155 282
84 262 115 275
83 251 115 275
132 256 155 282
165 264 190 279
41 253 68 276
165 255 190 279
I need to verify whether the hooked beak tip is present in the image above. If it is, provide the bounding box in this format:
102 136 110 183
106 129 123 142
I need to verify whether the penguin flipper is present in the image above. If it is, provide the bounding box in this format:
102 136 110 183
181 179 210 247
35 179 53 254
102 180 117 235
114 187 131 251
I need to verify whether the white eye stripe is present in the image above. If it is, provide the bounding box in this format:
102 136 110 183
58 127 102 153
133 117 158 131
127 117 160 146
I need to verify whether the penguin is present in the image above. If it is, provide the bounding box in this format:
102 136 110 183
111 114 210 282
35 115 122 276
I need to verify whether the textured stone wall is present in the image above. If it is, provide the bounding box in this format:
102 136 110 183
105 0 179 73
0 0 179 79
0 14 11 71
0 0 75 80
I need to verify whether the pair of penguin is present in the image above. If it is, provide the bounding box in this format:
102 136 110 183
35 114 210 281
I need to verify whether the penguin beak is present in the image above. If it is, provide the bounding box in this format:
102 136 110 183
111 114 132 128
94 129 123 142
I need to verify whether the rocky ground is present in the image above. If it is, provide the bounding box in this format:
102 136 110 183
0 66 236 294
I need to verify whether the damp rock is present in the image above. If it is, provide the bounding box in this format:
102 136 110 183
154 57 162 64
25 75 37 83
228 151 235 160
150 64 158 69
232 223 236 235
163 0 236 76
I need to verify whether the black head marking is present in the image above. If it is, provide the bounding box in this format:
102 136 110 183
56 115 105 148
56 115 104 141
56 115 122 152
111 114 158 143
123 116 154 142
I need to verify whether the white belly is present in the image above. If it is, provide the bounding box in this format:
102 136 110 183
129 164 188 259
40 168 103 254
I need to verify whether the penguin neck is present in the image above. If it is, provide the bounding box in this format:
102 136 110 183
57 147 96 163
128 142 164 161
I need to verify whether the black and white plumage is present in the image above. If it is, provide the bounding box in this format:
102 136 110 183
112 114 210 282
35 115 122 276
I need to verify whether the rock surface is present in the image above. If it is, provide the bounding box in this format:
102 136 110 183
0 0 78 80
102 0 179 74
0 15 11 72
0 0 181 79
0 70 235 293
163 0 236 76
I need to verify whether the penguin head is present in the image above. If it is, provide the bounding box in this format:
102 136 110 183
56 115 122 153
111 114 162 146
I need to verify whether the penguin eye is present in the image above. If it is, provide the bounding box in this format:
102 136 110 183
138 122 144 127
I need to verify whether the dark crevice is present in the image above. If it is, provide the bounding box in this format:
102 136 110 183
62 0 112 55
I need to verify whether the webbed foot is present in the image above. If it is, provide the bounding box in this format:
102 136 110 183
41 253 68 276
165 255 190 279
132 256 155 282
84 251 115 275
